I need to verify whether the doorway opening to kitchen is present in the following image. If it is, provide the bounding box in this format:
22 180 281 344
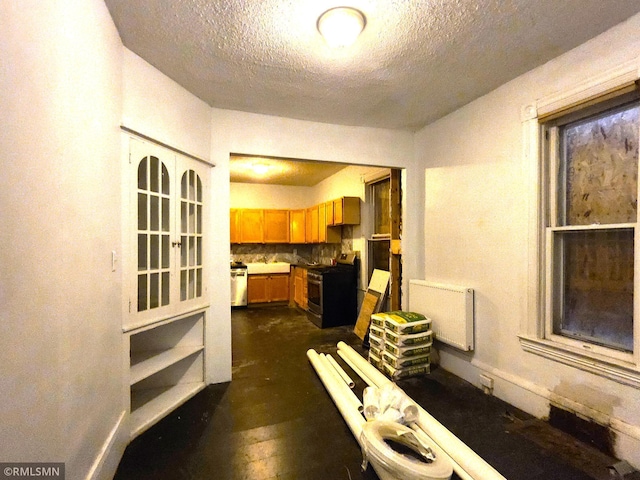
229 153 403 324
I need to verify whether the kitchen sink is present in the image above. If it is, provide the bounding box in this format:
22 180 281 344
246 262 291 274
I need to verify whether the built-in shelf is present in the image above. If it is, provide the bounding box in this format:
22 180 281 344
130 346 204 386
130 382 206 438
127 309 206 440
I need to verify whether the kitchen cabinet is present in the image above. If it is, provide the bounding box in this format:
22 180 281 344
293 267 308 309
319 203 341 243
248 273 290 303
290 209 306 244
239 209 264 243
306 206 319 243
230 209 239 243
264 209 290 243
326 201 335 226
333 196 360 225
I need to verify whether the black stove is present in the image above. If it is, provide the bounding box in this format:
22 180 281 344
306 253 358 328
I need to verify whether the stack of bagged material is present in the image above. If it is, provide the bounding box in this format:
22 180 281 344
368 311 432 380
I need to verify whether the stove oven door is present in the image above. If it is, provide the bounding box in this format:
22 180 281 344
306 274 323 327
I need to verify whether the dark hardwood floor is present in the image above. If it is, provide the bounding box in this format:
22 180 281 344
115 305 616 480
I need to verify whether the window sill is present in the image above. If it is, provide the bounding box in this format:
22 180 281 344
518 335 640 388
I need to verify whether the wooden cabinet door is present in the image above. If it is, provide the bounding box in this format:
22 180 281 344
318 202 327 243
264 209 289 243
307 206 319 243
230 209 239 243
325 201 335 226
240 209 264 243
290 209 306 244
247 275 269 303
268 274 290 302
333 198 343 225
294 271 303 306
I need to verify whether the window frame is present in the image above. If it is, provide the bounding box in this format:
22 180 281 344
519 60 640 388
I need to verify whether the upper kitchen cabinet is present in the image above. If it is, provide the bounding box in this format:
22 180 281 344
306 206 319 243
319 202 341 243
264 210 290 243
230 209 240 244
239 209 264 243
290 209 306 244
333 197 360 225
325 201 335 226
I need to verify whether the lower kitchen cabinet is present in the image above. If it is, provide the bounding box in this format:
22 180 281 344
248 273 290 304
293 267 308 309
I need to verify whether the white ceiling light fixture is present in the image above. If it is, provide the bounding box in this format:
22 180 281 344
317 6 366 48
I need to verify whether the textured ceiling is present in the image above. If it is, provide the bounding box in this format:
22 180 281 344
105 0 640 131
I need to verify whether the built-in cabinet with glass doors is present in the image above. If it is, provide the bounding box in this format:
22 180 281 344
124 137 210 439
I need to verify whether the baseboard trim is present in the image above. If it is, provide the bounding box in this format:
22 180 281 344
438 349 640 469
86 410 128 480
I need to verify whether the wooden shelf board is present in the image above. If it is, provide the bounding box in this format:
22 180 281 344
130 345 204 385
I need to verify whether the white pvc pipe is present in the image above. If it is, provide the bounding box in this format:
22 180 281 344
337 342 507 480
410 424 474 480
324 353 356 388
307 349 365 440
337 349 376 387
318 353 363 412
337 341 393 387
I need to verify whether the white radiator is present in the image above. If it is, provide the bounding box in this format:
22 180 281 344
409 280 474 351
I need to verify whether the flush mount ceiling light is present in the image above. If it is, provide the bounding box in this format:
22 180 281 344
317 6 366 48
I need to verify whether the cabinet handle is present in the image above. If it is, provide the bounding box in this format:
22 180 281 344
172 241 182 248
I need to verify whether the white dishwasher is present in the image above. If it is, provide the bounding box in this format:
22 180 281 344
230 263 248 307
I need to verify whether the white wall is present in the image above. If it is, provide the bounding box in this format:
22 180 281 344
414 13 640 467
0 2 126 478
230 183 313 209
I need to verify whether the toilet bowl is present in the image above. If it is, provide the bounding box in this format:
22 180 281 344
361 420 453 480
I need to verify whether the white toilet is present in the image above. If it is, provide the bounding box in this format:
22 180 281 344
361 420 453 480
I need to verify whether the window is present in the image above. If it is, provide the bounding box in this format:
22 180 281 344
544 100 638 354
520 63 640 386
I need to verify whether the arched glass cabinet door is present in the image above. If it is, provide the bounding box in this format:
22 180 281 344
137 154 172 312
127 138 209 327
179 169 203 302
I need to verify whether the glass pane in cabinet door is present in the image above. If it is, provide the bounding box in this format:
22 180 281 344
137 193 147 230
189 236 195 266
150 156 159 193
196 268 202 297
189 170 196 201
189 269 195 298
181 173 188 199
138 234 147 270
189 203 195 233
137 157 147 190
150 196 159 231
161 163 170 194
161 272 170 306
197 237 202 266
162 235 170 269
181 236 188 267
197 205 202 234
181 201 187 234
137 274 147 312
180 270 187 301
197 177 202 202
149 273 159 309
162 198 170 232
150 235 159 270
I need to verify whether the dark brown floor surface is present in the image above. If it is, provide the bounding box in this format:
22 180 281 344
115 305 618 480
